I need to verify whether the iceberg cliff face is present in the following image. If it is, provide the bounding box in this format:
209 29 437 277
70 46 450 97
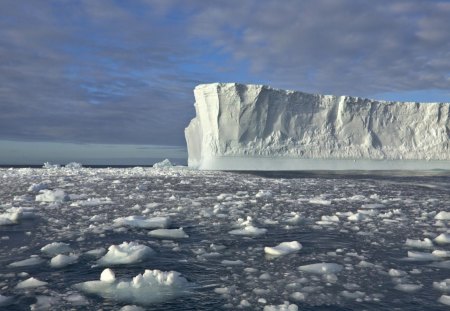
185 83 450 170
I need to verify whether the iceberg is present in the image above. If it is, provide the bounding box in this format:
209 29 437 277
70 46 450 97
185 83 450 170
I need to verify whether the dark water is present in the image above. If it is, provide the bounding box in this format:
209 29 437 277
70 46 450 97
0 167 449 310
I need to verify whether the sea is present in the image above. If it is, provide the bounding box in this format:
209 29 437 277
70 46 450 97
0 165 449 310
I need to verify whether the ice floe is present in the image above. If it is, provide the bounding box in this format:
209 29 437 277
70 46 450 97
16 277 48 289
97 242 154 266
76 268 191 305
298 263 343 275
114 215 170 229
264 241 302 256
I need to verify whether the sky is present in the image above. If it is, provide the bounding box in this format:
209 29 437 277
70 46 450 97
1 0 450 165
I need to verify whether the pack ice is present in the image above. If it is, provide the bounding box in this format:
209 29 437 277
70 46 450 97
185 83 450 170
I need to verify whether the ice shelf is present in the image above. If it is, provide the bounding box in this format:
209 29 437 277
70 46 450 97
185 83 450 170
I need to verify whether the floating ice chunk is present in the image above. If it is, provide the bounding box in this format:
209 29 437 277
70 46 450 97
255 190 272 199
228 225 267 236
347 212 367 222
433 279 450 292
50 254 79 268
16 277 48 289
264 241 302 256
321 215 339 222
433 250 450 258
148 228 189 239
0 294 13 307
290 292 306 301
97 242 154 266
43 162 60 169
439 295 450 306
434 233 450 244
28 182 49 192
9 256 45 267
264 302 298 311
100 268 116 282
85 248 106 258
435 212 450 220
64 293 88 306
65 162 83 169
41 242 73 256
388 269 407 277
120 305 145 311
309 198 331 205
431 261 450 269
114 216 170 229
0 211 21 226
361 203 385 209
406 251 439 261
405 238 434 249
36 189 69 203
298 263 343 275
395 283 423 292
75 268 191 306
70 197 113 207
153 159 173 169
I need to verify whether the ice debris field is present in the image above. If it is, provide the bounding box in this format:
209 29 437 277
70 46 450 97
1 163 450 310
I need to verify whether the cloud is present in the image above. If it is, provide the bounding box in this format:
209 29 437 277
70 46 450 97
0 0 449 147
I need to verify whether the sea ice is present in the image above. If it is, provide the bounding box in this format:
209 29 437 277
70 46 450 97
264 241 302 256
148 228 189 239
435 211 450 220
395 283 423 292
434 233 450 244
433 279 450 292
8 256 45 267
263 302 298 311
228 225 267 236
97 242 154 266
16 277 48 289
438 295 450 306
405 238 434 249
50 254 79 268
35 189 69 203
75 268 191 305
41 242 73 256
298 263 343 275
153 159 173 169
114 216 171 229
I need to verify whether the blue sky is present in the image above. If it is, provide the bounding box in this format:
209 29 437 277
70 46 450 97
1 0 449 165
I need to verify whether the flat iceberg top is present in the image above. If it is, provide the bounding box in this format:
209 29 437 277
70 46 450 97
185 83 450 170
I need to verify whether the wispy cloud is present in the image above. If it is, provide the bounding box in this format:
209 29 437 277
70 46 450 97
1 0 449 147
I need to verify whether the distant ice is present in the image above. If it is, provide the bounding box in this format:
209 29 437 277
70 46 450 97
76 268 191 305
263 302 298 311
153 159 173 169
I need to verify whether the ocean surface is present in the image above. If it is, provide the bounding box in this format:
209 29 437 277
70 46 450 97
0 166 449 310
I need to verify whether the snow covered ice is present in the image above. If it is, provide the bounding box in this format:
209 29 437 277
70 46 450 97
0 165 450 310
185 83 450 170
